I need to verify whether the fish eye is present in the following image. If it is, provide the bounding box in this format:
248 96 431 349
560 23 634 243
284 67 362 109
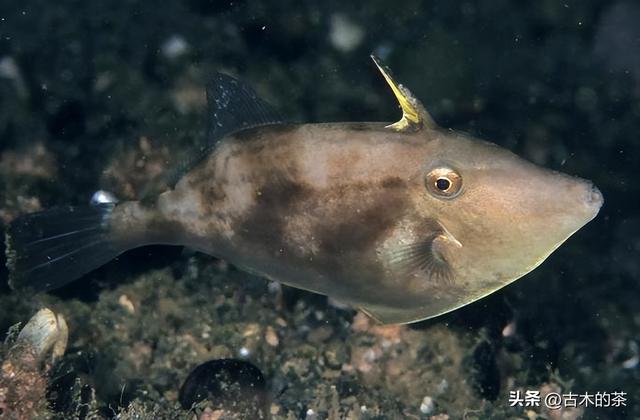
425 167 462 199
435 178 450 191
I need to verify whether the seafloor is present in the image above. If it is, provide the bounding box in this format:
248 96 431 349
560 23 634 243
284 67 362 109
0 1 638 419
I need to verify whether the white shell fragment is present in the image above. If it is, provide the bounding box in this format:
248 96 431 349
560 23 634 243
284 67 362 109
419 396 435 414
16 308 69 364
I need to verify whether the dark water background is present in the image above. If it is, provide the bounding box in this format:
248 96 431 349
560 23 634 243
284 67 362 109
0 1 638 418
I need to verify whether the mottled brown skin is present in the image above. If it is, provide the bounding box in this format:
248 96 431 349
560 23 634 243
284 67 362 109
115 124 426 309
110 121 602 323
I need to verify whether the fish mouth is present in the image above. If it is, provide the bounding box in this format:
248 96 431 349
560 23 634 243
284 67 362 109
584 182 604 220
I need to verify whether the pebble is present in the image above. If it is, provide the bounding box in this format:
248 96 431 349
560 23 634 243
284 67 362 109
305 408 317 420
419 395 434 415
118 294 135 314
265 326 279 347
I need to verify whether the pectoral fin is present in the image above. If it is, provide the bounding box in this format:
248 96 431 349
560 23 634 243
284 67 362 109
370 54 436 132
382 219 461 285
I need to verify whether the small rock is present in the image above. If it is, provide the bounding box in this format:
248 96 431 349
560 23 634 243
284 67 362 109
198 407 224 420
307 325 333 343
420 396 434 415
118 294 136 314
323 343 348 369
238 346 251 358
242 323 260 337
265 326 279 347
501 320 516 337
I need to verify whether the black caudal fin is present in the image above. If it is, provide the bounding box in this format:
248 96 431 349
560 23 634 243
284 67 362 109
5 204 125 292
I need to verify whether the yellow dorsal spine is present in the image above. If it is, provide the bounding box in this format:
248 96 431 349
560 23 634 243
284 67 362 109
370 54 436 132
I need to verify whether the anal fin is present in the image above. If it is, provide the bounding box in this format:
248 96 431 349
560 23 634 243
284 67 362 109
358 304 431 325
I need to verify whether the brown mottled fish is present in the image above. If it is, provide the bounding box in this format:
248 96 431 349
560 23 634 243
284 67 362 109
5 56 603 324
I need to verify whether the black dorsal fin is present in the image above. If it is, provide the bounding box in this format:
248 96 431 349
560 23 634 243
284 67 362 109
206 72 284 144
142 73 284 198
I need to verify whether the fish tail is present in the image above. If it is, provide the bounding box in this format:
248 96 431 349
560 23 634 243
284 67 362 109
5 203 128 292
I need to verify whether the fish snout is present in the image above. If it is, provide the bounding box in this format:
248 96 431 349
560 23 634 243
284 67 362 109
576 180 604 221
550 175 603 225
584 181 604 209
586 182 604 208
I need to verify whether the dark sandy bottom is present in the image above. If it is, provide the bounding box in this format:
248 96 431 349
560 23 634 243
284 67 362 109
1 1 639 418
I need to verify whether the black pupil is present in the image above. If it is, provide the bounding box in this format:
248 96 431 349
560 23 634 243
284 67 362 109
436 178 450 191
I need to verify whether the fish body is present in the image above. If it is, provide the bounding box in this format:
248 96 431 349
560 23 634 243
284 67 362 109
5 57 603 324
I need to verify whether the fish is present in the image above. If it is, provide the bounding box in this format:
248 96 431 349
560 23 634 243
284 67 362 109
4 56 603 324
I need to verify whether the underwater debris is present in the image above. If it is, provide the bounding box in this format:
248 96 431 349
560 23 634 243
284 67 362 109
0 307 68 419
329 14 365 52
179 358 268 419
